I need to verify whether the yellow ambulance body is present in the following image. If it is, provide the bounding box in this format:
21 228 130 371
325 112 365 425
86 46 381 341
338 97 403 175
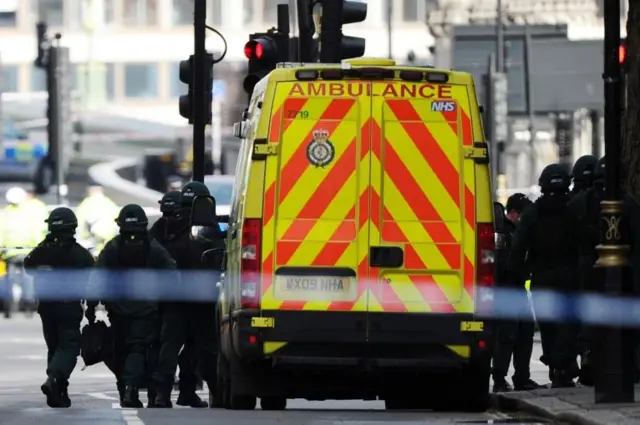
216 59 496 412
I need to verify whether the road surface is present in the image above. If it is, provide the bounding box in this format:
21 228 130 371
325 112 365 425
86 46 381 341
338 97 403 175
0 314 550 425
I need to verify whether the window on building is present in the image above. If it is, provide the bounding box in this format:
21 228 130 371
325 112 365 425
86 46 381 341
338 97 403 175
2 65 18 92
169 62 188 98
243 0 253 24
104 0 116 25
0 11 17 27
172 0 192 26
124 63 158 98
30 66 47 92
262 0 286 25
36 0 65 27
402 0 436 22
123 0 158 26
106 63 115 100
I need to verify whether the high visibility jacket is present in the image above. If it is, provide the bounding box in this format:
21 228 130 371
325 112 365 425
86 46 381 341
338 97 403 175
76 195 119 239
23 197 49 243
0 205 33 259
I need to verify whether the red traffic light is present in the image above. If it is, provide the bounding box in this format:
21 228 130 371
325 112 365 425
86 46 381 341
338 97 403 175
244 40 264 60
619 43 627 64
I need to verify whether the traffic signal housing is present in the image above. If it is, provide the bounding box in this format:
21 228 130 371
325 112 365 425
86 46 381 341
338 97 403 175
177 53 214 123
315 0 368 61
341 0 367 59
243 31 288 96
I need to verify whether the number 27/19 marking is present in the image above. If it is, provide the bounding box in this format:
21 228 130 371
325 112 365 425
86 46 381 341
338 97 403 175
287 110 309 119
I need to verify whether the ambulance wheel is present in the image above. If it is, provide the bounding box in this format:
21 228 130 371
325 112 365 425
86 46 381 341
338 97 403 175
220 351 255 410
228 374 256 410
384 396 427 410
260 397 287 410
457 360 490 412
209 353 225 408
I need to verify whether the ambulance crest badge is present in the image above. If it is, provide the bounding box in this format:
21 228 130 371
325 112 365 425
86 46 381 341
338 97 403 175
306 129 335 168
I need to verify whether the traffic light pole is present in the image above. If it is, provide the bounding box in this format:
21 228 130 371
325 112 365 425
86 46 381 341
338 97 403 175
593 0 634 404
296 0 314 62
192 0 207 183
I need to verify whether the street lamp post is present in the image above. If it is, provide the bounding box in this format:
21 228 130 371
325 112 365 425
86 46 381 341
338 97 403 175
593 0 634 404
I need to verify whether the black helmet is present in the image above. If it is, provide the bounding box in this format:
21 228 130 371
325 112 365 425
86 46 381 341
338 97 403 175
45 207 78 233
159 190 181 215
115 204 148 232
538 163 570 194
594 156 605 182
572 155 598 185
181 181 210 207
506 193 532 214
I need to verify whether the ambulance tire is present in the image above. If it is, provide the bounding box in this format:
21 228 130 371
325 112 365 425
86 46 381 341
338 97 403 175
222 351 256 410
260 397 287 410
384 395 427 410
209 352 225 408
457 361 491 412
431 362 490 412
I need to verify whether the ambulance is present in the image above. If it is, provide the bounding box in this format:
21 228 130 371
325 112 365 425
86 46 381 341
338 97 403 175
214 59 495 412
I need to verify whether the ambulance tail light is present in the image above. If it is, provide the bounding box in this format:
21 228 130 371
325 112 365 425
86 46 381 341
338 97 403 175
241 219 262 309
476 223 496 316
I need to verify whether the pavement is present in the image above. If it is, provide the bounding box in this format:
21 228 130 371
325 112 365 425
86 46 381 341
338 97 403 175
493 384 640 425
0 314 551 425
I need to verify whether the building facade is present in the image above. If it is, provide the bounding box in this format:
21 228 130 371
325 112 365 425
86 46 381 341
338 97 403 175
0 0 438 124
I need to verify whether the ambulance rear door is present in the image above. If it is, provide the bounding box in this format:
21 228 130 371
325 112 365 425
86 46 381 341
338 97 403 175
367 79 478 344
259 79 373 346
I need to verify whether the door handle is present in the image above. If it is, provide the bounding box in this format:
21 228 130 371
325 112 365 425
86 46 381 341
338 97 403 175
369 246 403 268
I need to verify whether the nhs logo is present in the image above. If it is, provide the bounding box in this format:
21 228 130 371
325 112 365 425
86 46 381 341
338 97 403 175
431 101 456 112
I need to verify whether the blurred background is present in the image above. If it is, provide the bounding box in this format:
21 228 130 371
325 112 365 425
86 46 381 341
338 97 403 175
0 0 628 198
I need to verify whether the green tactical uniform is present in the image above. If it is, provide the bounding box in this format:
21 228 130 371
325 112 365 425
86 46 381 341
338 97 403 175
87 205 179 408
149 190 208 408
24 207 95 408
152 182 222 408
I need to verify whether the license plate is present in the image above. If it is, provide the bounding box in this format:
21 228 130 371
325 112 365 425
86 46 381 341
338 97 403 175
274 275 357 302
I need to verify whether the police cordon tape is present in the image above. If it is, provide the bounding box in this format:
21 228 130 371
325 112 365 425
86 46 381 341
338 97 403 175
0 275 633 325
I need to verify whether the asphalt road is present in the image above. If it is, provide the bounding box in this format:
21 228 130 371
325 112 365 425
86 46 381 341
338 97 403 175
0 314 550 425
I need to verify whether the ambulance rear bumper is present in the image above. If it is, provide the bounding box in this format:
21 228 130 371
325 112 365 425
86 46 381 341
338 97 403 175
229 310 492 369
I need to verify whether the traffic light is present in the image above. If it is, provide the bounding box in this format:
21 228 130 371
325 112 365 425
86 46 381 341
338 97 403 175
315 0 367 62
243 31 288 96
620 39 628 71
177 53 214 123
341 0 367 59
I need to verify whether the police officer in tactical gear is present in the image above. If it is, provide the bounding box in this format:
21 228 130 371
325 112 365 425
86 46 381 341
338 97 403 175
493 194 541 392
507 164 580 388
149 190 207 408
86 204 179 408
566 156 606 386
152 181 221 408
569 155 598 199
24 207 95 407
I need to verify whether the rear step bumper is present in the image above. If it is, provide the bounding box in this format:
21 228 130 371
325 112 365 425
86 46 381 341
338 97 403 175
226 310 492 366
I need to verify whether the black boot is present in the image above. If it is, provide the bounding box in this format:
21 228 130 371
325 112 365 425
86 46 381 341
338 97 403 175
177 392 208 408
60 382 71 408
147 385 157 408
41 376 65 408
117 382 125 404
551 369 576 388
152 385 173 408
492 378 513 393
121 386 143 408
